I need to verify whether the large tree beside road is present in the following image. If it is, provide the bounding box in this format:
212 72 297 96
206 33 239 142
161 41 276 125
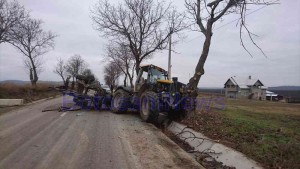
91 0 186 75
9 18 56 87
184 0 277 95
0 0 28 44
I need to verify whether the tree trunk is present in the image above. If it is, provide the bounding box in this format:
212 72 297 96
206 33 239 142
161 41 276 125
125 64 134 88
129 76 134 88
123 74 127 87
135 60 140 76
71 77 75 90
60 75 66 85
29 55 38 88
31 80 37 87
186 21 213 96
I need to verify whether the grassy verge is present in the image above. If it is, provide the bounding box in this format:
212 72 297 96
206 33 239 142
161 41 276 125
0 83 60 103
181 96 300 169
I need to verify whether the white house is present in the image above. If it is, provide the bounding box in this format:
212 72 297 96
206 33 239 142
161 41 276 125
224 76 267 100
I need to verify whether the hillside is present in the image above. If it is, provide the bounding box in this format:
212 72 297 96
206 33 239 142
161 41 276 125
268 86 300 91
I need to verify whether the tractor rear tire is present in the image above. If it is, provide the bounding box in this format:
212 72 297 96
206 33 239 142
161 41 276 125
140 91 159 123
111 89 130 114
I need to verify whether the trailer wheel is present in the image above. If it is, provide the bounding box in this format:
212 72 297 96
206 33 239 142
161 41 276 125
140 91 159 123
111 89 129 113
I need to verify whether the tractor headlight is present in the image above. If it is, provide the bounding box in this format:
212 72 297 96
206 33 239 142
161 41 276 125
171 92 175 97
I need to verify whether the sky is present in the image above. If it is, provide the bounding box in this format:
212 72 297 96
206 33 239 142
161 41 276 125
0 0 299 87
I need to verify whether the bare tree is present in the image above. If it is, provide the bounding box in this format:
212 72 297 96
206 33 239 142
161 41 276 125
104 62 122 92
9 18 56 87
53 57 66 84
65 54 87 88
184 0 277 95
105 42 135 88
24 56 43 81
92 0 186 75
0 0 28 44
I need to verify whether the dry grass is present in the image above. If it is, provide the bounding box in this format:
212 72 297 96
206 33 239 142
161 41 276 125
180 95 300 169
0 82 60 103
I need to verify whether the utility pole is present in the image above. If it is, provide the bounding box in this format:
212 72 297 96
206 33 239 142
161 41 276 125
168 28 172 80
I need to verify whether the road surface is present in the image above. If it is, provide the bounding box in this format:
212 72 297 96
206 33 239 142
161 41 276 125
0 97 204 169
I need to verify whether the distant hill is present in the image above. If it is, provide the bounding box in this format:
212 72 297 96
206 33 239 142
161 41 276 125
197 86 300 99
268 86 300 99
268 86 300 91
0 80 29 85
0 80 63 86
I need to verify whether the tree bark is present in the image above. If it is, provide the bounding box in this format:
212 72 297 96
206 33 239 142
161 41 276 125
128 75 134 88
28 55 38 88
71 77 75 90
123 74 127 87
186 20 213 96
135 60 140 76
61 75 66 85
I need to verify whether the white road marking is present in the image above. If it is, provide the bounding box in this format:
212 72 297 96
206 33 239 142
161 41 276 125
60 112 67 117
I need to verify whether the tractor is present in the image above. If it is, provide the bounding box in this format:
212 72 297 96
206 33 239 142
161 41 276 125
55 74 112 111
111 64 195 124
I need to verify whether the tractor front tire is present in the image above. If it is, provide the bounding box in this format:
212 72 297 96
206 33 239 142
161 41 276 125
169 97 195 121
140 91 159 123
111 89 130 114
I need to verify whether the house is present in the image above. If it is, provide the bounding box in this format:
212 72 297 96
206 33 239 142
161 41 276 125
224 76 267 100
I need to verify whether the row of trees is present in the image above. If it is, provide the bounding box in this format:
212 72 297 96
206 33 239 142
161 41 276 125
92 0 186 89
0 0 56 87
53 55 94 88
1 0 274 91
93 0 274 92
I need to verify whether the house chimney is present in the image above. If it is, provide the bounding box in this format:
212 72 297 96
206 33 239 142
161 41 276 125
249 75 251 79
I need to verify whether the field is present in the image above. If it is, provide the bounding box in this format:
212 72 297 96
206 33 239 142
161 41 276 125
181 95 300 169
0 83 60 103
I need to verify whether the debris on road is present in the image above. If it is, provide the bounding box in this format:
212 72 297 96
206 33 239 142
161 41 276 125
42 105 81 112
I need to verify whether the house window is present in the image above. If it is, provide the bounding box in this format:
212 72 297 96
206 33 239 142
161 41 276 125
226 85 230 88
231 85 235 88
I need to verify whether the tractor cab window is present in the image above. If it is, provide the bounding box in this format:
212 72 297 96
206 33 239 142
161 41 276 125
149 68 167 83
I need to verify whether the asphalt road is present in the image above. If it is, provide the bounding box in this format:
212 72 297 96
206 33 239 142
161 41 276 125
0 97 204 169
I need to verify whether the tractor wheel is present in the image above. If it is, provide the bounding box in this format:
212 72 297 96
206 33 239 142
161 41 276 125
111 89 130 113
169 97 194 121
140 91 159 123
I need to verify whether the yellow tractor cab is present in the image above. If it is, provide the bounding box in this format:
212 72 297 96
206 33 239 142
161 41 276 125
135 64 173 92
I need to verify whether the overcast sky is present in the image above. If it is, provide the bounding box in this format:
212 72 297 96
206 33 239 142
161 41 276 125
0 0 299 87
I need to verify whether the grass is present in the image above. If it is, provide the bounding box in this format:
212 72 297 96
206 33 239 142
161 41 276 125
0 83 60 103
181 96 300 169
